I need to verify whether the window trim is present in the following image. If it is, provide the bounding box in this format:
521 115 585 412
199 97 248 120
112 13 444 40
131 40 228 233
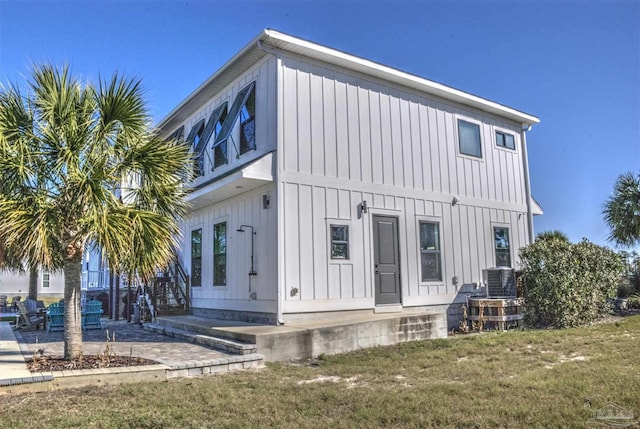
493 225 512 268
330 224 350 260
495 129 516 151
42 271 50 288
456 117 483 159
418 220 443 282
212 221 227 287
191 228 203 287
212 81 256 157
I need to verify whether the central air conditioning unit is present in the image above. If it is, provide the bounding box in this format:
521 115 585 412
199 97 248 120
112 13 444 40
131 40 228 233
482 267 516 298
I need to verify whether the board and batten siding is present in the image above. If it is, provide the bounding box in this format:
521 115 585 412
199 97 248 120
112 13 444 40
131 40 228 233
278 53 529 313
180 183 278 315
180 56 278 189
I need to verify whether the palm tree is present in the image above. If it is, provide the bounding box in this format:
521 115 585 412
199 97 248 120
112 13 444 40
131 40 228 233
536 230 570 243
603 172 640 247
0 65 191 360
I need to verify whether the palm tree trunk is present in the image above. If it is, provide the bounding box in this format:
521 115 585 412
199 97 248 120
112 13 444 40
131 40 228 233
28 267 38 300
63 260 83 360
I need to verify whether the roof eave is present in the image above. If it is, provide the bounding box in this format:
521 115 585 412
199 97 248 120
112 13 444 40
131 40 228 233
262 29 539 126
158 28 539 133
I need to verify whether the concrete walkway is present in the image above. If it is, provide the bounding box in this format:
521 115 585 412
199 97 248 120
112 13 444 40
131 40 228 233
0 322 53 386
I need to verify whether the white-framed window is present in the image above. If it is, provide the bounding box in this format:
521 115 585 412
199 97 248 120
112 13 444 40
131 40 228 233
213 221 227 286
42 271 50 288
495 130 516 150
494 226 511 267
191 228 203 287
457 118 482 158
419 221 442 282
330 225 349 260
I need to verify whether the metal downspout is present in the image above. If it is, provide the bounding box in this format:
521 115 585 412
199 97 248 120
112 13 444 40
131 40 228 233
521 125 534 244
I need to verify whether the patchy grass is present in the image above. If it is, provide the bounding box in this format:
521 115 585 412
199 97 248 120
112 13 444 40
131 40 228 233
2 316 639 428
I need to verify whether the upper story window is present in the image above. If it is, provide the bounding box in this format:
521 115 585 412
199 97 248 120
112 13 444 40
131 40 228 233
239 89 255 155
496 131 516 150
169 126 184 141
212 81 257 162
494 227 511 267
419 221 442 282
212 105 228 169
457 119 482 158
186 119 206 176
184 103 229 176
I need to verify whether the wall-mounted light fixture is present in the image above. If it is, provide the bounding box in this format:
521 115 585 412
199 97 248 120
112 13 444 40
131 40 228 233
452 196 459 206
262 194 270 209
237 225 257 276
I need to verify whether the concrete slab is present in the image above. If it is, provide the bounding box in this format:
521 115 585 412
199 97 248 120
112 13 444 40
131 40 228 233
157 310 448 361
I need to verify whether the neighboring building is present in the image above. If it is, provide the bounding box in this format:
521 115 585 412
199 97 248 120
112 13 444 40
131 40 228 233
0 268 64 299
161 30 543 327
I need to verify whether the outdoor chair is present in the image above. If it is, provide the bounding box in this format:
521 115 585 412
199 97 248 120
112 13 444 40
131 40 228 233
10 296 21 312
47 302 65 332
82 300 103 330
15 300 44 330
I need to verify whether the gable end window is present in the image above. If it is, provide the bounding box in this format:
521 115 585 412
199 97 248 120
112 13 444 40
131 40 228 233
458 119 482 158
213 222 227 286
191 229 203 287
494 227 511 267
419 221 442 282
330 225 349 259
213 82 256 158
496 131 515 150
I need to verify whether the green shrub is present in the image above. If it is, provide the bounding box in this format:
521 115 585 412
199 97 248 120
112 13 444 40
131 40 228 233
520 239 623 328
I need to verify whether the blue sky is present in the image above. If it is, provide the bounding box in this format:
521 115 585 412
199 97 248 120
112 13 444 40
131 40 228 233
1 0 638 248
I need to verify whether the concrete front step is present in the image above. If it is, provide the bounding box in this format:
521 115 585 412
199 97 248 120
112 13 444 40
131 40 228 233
155 312 447 361
144 322 258 355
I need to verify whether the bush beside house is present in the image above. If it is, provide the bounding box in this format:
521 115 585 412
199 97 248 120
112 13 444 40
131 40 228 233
520 239 623 328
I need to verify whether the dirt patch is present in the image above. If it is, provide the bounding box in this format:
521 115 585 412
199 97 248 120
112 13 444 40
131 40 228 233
26 354 158 372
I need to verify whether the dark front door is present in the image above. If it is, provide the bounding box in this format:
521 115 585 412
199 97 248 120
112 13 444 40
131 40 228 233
373 215 401 305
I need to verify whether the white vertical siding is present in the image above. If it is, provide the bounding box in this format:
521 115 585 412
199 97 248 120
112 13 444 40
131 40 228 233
183 184 278 313
278 52 531 313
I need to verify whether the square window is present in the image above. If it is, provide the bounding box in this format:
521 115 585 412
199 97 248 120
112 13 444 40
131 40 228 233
419 221 442 281
496 131 515 150
330 225 349 259
458 119 482 158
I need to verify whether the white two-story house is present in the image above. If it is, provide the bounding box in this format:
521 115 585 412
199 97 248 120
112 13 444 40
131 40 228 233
158 29 542 328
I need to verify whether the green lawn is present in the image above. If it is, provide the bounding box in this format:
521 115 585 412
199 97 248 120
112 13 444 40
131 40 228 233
2 315 639 429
